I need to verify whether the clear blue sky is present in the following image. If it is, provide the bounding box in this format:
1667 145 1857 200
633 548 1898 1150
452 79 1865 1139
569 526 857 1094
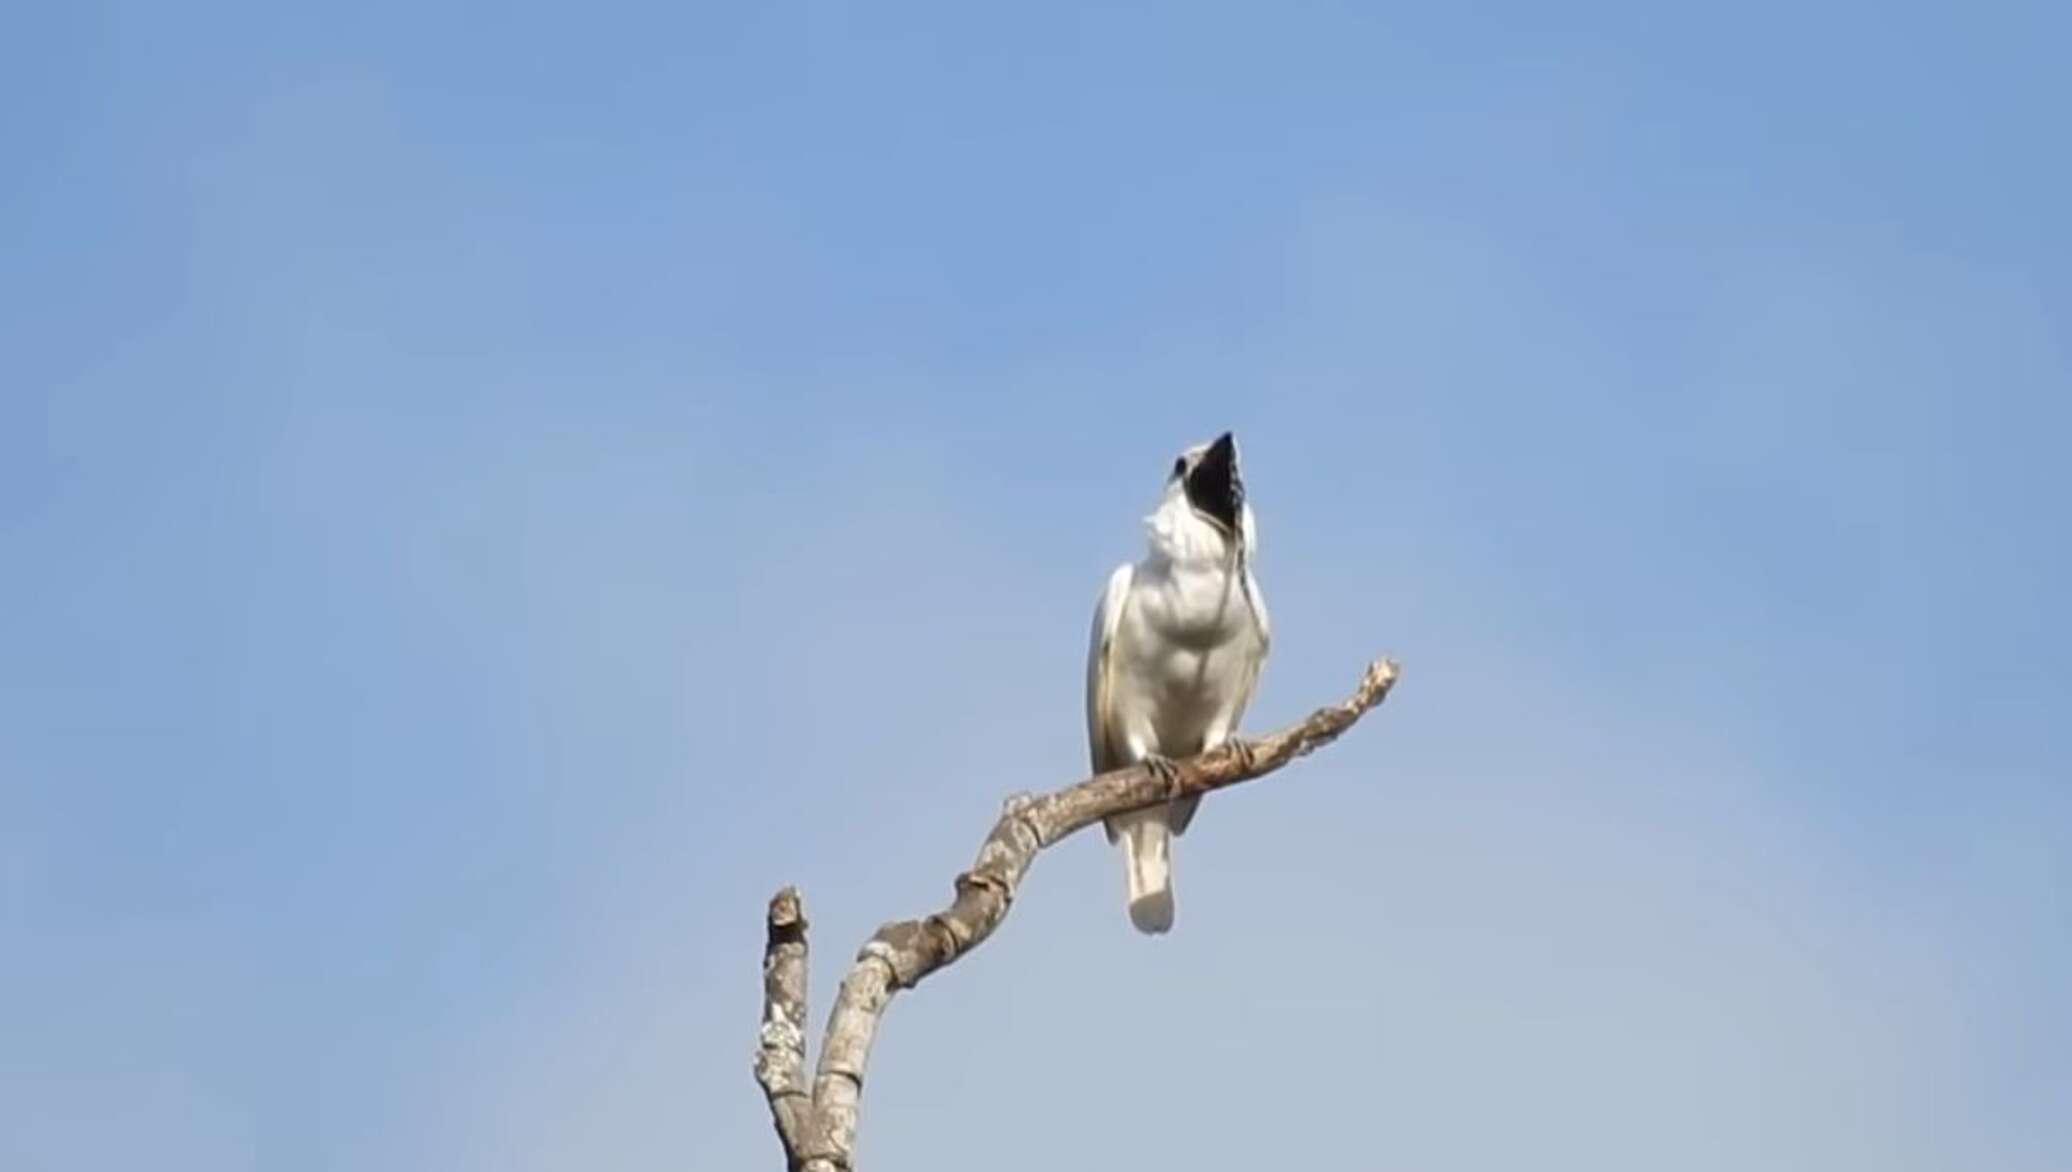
4 3 2067 1169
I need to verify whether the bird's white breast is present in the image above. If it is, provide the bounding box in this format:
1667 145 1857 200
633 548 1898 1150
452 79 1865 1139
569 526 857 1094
1111 558 1265 754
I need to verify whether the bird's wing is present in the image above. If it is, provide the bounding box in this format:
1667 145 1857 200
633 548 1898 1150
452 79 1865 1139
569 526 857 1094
1088 564 1137 847
1086 563 1135 776
1233 563 1271 725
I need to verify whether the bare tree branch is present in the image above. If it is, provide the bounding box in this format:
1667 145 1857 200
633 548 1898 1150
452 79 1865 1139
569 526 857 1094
755 656 1401 1172
754 887 811 1166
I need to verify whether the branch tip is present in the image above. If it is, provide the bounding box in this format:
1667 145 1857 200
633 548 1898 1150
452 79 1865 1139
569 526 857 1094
1362 658 1400 701
767 886 806 932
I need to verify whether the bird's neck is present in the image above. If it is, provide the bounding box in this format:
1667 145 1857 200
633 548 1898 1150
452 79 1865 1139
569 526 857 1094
1143 494 1234 568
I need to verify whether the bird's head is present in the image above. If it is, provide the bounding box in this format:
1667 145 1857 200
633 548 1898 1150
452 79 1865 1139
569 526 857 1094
1150 431 1256 561
1168 431 1244 535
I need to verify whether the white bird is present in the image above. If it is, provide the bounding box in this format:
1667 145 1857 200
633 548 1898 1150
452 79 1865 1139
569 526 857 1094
1086 432 1270 934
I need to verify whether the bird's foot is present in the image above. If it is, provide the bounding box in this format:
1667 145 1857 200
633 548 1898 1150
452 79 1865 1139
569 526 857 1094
1139 752 1185 799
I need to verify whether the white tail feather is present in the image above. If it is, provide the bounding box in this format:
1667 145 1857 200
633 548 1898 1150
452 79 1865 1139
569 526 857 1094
1116 811 1175 934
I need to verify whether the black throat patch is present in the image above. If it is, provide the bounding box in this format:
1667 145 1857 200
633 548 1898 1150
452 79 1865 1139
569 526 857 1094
1183 433 1242 535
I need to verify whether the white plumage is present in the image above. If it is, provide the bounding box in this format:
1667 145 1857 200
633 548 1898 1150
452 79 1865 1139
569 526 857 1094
1085 432 1270 934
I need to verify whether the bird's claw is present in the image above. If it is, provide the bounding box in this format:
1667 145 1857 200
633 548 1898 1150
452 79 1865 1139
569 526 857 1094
1140 753 1185 798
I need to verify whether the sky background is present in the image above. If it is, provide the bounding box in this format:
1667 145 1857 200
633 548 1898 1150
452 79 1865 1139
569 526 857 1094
4 3 2068 1169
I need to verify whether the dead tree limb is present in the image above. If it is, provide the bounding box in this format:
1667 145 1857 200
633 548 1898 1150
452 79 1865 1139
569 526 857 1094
754 886 812 1158
753 656 1401 1171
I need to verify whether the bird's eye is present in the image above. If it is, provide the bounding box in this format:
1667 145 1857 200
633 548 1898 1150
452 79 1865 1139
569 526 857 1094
1171 457 1186 479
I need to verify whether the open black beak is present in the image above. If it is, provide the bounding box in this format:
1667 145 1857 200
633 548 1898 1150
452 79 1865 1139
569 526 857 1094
1184 432 1243 535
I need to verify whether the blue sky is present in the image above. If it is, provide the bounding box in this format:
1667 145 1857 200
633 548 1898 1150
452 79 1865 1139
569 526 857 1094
4 3 2067 1169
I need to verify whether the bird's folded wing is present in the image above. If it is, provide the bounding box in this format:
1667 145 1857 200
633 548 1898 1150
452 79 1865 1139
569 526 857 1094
1087 564 1135 846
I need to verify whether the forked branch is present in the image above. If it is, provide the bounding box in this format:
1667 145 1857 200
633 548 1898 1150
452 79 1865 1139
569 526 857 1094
753 657 1401 1171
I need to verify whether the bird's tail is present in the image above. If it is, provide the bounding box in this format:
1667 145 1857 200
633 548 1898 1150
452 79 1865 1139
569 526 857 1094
1109 808 1175 934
